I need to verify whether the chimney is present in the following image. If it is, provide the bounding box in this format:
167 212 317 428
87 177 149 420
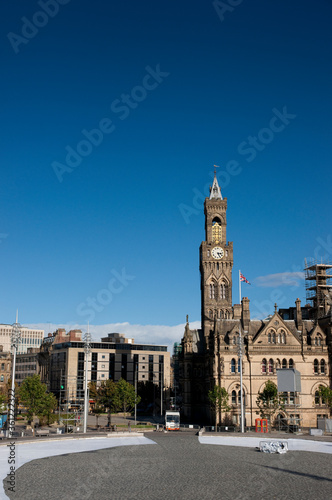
233 304 241 320
296 298 303 332
241 297 250 331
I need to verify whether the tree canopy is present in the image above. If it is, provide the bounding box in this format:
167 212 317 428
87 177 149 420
256 380 283 425
208 385 230 431
19 375 57 428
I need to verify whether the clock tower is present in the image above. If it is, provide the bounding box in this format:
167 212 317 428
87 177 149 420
200 172 233 346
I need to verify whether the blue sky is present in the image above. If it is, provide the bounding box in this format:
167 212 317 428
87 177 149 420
1 1 332 350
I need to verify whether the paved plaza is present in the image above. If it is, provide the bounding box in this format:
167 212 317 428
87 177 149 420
1 432 332 499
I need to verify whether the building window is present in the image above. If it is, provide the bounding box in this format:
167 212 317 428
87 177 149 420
272 332 276 344
91 353 98 382
231 359 236 373
109 353 115 380
212 219 222 243
231 390 236 404
149 355 154 382
314 391 320 405
320 359 325 374
281 331 286 344
262 358 267 374
289 359 294 369
121 354 127 380
289 392 295 405
238 359 241 373
267 332 271 343
0 375 3 382
314 359 319 374
268 359 274 374
282 359 287 369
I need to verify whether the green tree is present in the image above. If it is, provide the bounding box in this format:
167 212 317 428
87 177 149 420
318 386 332 412
256 380 283 427
0 390 6 412
99 379 117 427
19 375 57 434
113 378 141 418
88 381 104 429
208 385 230 432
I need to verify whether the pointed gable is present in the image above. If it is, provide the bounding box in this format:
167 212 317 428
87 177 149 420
252 312 301 346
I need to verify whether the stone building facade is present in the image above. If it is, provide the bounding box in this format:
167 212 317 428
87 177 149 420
180 173 331 428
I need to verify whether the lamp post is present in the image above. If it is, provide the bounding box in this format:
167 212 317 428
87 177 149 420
9 312 21 438
238 329 245 433
83 328 91 434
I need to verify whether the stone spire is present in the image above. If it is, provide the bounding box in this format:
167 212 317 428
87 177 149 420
209 168 222 200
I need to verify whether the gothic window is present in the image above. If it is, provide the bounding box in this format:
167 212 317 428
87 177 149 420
289 359 294 369
209 284 216 299
268 332 271 343
320 359 325 374
268 359 274 374
238 359 241 373
212 218 222 243
314 359 319 374
262 358 267 374
277 333 281 343
314 391 320 405
281 331 286 344
272 332 276 344
231 358 236 373
220 282 226 300
315 335 322 346
231 390 236 404
282 358 287 369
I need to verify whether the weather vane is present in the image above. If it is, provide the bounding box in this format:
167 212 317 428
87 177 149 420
213 164 220 175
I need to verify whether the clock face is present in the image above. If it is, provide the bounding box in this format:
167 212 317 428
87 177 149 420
211 246 224 260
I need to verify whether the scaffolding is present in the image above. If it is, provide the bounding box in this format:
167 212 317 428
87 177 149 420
304 259 332 319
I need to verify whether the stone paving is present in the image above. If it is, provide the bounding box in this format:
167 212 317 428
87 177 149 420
1 431 332 499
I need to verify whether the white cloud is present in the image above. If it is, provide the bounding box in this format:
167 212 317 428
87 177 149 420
25 321 201 354
255 271 305 288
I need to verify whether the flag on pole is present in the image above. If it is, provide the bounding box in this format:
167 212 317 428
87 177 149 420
240 272 251 284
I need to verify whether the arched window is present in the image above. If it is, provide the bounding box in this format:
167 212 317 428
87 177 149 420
289 359 294 369
268 359 274 374
314 391 320 405
220 282 226 300
0 375 3 382
231 359 236 373
282 359 287 369
238 359 241 373
262 358 267 374
272 332 276 344
231 390 236 404
320 359 325 374
281 331 286 344
268 332 271 343
277 333 281 343
212 218 222 243
314 359 319 374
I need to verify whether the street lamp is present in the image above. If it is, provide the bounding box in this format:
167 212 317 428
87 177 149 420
83 328 91 433
9 312 21 438
238 329 245 434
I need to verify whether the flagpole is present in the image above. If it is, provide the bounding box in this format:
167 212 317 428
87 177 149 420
239 270 241 304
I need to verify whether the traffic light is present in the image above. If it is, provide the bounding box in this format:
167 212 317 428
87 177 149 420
60 384 64 390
